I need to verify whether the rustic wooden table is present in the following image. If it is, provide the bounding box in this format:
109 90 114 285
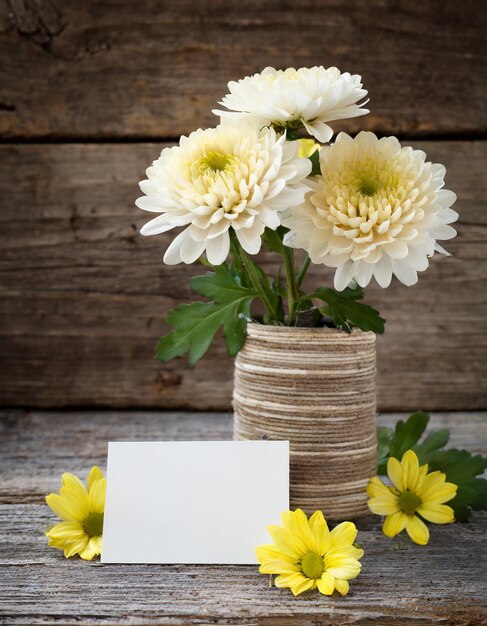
0 410 485 625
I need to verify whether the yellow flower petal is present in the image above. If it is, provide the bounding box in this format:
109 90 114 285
255 544 297 565
417 503 455 524
330 521 357 549
400 450 422 492
414 463 429 491
47 534 67 549
326 545 364 561
88 478 106 513
280 510 313 554
387 457 404 491
317 571 335 595
308 510 331 555
46 521 85 541
259 560 300 575
87 466 104 491
334 579 349 596
417 477 457 504
274 572 307 589
308 510 325 528
415 470 444 497
290 577 315 596
59 479 90 521
45 493 86 522
64 536 89 558
368 495 400 516
382 511 407 538
325 558 362 581
405 515 430 545
366 476 392 498
267 525 302 559
61 472 88 500
90 535 103 554
78 536 101 560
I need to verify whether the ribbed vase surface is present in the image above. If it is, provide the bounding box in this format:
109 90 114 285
233 323 377 519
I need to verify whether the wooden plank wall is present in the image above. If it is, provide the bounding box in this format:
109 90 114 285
0 0 486 411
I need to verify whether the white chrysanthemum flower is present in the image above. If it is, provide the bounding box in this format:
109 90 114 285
137 125 311 265
283 132 458 290
213 66 369 143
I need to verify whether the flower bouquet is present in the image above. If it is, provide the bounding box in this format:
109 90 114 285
137 66 458 517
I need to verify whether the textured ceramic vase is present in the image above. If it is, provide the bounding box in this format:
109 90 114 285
233 323 377 519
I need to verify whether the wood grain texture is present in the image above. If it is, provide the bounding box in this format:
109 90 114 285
0 0 486 139
1 409 485 502
0 410 486 626
1 141 486 410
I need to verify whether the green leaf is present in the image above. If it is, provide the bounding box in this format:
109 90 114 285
313 286 385 334
377 411 487 521
156 302 226 365
309 149 321 176
448 497 471 523
390 411 429 459
414 429 450 460
457 478 487 510
262 226 288 254
191 264 252 303
426 449 487 483
156 265 256 364
377 426 394 474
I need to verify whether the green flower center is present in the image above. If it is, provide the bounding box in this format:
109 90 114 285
358 172 382 196
399 490 422 515
301 552 325 579
83 512 104 537
198 151 232 173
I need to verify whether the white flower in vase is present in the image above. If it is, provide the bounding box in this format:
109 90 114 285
283 131 458 290
137 124 311 265
213 66 369 143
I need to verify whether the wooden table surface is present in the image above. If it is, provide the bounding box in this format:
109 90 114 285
0 409 486 625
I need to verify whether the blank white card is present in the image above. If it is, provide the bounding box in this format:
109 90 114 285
102 440 289 564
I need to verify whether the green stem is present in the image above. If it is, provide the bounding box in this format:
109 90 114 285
296 255 311 289
283 247 299 323
231 236 278 320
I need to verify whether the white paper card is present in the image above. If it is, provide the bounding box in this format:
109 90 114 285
102 440 289 564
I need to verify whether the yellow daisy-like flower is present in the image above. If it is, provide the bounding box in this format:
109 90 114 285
45 466 106 560
255 509 364 597
367 450 457 545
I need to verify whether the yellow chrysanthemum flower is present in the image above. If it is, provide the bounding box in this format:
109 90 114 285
45 466 106 560
255 509 364 597
367 450 457 545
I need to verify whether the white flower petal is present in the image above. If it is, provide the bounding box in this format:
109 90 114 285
206 231 230 265
137 123 310 265
284 132 457 289
140 214 179 236
180 235 207 264
236 222 265 255
163 229 192 265
355 261 374 288
373 257 393 288
391 260 418 286
430 223 457 240
437 190 457 208
214 66 369 143
304 119 334 143
334 261 355 291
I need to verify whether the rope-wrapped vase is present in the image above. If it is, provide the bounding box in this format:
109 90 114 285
233 323 377 519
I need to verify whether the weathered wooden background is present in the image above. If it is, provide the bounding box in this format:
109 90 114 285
1 0 486 410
